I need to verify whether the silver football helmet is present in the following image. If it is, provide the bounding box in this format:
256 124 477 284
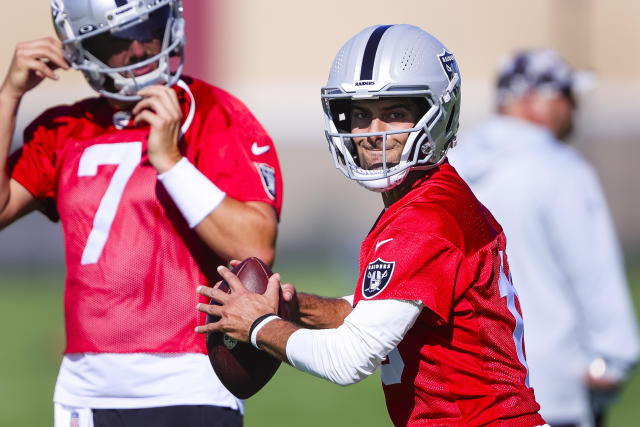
51 0 185 101
322 24 461 192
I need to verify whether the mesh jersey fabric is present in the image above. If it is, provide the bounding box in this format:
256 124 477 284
353 162 544 426
9 76 282 354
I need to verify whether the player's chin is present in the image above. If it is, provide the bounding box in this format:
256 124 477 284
115 61 159 78
361 160 400 171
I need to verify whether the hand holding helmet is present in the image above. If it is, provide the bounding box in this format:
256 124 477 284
0 37 70 100
133 84 183 173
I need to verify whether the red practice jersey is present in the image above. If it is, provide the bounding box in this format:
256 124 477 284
10 77 282 354
353 162 544 426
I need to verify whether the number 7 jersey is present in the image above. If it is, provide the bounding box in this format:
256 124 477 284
353 162 544 426
9 77 282 355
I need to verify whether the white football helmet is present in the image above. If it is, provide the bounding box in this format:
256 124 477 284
51 0 185 101
322 25 461 192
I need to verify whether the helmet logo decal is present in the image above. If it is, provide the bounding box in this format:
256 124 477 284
360 25 393 81
362 258 395 299
438 49 459 83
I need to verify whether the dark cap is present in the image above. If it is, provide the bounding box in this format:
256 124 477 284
496 48 594 106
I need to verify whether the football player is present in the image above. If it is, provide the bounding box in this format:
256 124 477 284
0 1 281 426
197 24 546 426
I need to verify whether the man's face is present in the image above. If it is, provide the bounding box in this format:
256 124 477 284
547 95 574 140
84 32 162 76
350 98 421 170
529 92 575 140
82 6 169 76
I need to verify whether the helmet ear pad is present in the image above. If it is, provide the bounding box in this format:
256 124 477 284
327 99 361 166
328 98 352 133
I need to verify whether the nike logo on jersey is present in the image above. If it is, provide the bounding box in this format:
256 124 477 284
375 238 394 252
251 142 270 156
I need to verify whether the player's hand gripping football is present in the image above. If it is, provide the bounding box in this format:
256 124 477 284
133 85 183 173
228 258 301 323
0 37 70 100
195 265 282 342
280 282 301 323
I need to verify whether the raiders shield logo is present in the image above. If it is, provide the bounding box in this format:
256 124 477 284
254 162 276 200
362 258 395 299
438 49 459 83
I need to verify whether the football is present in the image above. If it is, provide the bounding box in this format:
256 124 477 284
205 257 288 399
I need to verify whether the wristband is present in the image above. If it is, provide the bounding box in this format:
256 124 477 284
249 313 280 349
157 157 226 228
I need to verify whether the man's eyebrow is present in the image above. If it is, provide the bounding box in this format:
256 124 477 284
381 103 413 111
351 102 412 112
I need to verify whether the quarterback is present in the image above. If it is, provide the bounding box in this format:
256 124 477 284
197 25 546 426
0 0 281 426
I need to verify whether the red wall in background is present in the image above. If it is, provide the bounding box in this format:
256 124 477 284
182 0 221 83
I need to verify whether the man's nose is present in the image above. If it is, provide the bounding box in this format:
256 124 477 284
128 40 146 57
366 118 385 145
367 117 384 133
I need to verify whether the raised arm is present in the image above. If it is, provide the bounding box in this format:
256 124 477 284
0 37 69 228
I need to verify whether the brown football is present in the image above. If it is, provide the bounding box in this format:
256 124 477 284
205 257 288 399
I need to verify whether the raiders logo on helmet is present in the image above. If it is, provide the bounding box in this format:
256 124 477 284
438 49 459 83
362 258 395 299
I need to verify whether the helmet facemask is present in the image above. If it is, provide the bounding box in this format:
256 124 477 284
322 82 459 192
53 0 185 101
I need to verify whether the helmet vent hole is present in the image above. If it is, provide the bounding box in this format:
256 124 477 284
332 46 346 75
400 47 416 71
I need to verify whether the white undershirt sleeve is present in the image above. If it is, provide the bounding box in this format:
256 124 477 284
285 298 422 386
341 294 355 306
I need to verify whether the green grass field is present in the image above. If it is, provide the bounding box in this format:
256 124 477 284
1 263 639 426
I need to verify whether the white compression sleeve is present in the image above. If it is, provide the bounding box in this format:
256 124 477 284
341 294 354 306
285 298 422 386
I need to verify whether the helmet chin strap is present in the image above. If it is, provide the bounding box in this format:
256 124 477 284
357 169 410 192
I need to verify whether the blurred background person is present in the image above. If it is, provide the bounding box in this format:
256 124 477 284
449 49 640 427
